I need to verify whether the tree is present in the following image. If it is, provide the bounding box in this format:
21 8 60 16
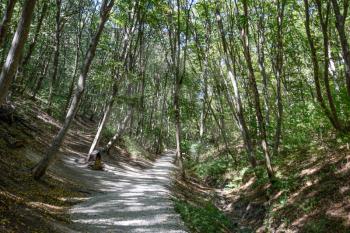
0 0 17 49
304 0 350 133
240 0 274 180
0 0 37 105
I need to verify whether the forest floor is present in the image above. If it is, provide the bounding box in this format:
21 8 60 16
0 97 186 233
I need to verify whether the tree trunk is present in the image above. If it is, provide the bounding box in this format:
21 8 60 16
0 0 17 48
32 0 114 180
32 52 50 99
156 73 169 154
48 0 63 114
256 13 270 132
304 0 345 132
0 0 37 105
62 5 86 118
215 5 257 170
103 110 132 153
241 0 274 180
21 2 48 67
174 77 184 172
87 83 118 159
331 0 350 97
273 0 285 157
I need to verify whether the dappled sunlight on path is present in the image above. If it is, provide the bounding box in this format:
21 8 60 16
67 151 187 233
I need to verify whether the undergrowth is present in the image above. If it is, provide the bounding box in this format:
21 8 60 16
174 199 234 233
178 132 350 232
123 136 156 160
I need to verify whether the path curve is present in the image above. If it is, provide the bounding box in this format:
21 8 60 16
68 151 187 233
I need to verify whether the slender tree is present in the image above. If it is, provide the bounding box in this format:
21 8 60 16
0 0 17 49
0 0 37 105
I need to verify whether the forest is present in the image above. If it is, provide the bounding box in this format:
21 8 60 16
0 0 350 232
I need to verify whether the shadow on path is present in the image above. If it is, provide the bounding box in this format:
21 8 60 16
65 151 187 233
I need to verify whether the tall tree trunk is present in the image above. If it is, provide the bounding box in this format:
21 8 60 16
304 0 345 132
156 73 169 154
63 53 79 117
331 0 350 97
21 2 48 67
32 56 50 100
48 0 63 114
241 0 274 180
32 0 115 180
103 110 132 153
174 78 184 172
17 1 49 95
215 5 257 169
87 83 118 159
0 0 37 105
0 0 17 49
255 11 270 132
317 1 340 123
273 0 285 157
173 0 192 177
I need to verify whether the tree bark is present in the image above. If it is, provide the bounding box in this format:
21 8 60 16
0 0 37 105
32 0 114 180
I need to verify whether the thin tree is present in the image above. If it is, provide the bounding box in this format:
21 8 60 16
304 0 348 132
330 0 350 97
240 0 274 180
215 3 257 170
87 1 139 158
0 0 17 48
47 0 64 114
21 1 48 68
272 0 286 157
0 0 37 105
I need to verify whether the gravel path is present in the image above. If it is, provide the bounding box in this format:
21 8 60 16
68 151 187 233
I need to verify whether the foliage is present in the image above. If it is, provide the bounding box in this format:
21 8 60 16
123 136 155 160
174 199 234 233
193 157 231 186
